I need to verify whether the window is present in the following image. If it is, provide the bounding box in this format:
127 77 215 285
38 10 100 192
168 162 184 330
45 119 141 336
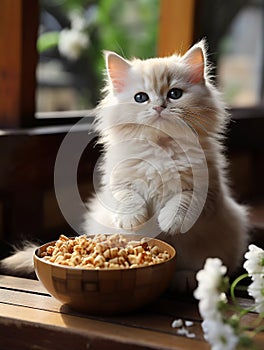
37 0 159 113
1 0 264 124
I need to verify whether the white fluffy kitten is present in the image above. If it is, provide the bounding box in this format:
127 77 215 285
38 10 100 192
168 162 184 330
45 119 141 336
84 41 248 291
2 42 248 292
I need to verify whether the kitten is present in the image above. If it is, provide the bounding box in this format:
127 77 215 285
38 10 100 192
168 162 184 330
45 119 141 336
83 40 249 291
1 41 248 292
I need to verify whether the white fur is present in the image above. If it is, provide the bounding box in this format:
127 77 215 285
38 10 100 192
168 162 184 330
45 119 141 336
1 243 37 274
83 42 249 291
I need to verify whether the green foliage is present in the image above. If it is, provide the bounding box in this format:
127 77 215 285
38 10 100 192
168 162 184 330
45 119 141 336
94 0 159 80
37 31 60 53
97 0 159 59
38 0 160 107
53 0 96 12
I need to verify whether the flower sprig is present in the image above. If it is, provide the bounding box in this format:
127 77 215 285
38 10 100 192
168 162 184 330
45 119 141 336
244 245 264 315
194 245 264 350
38 9 91 61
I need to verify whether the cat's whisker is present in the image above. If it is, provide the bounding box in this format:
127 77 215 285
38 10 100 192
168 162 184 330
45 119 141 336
185 112 212 128
180 112 210 135
174 115 199 137
189 105 219 115
182 117 201 136
189 115 210 132
182 108 214 128
184 116 208 135
168 107 208 134
182 107 215 123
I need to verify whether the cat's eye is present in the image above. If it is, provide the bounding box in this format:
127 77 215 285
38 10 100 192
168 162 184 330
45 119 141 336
167 88 183 100
134 92 149 103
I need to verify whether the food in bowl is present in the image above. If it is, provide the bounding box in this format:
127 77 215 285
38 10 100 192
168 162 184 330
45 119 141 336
34 234 176 315
40 233 171 269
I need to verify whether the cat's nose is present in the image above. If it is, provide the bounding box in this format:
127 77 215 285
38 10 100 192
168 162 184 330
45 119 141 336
153 105 165 114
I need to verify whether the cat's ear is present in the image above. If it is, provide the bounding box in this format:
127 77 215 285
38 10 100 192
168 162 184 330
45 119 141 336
104 51 131 93
182 41 206 84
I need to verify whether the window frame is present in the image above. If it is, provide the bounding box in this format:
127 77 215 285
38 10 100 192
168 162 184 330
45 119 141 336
0 0 38 128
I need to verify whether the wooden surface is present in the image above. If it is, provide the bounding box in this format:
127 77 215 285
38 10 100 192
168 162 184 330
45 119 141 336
0 275 263 350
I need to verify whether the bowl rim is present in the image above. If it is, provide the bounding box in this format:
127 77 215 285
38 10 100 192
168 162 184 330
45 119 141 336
34 236 176 272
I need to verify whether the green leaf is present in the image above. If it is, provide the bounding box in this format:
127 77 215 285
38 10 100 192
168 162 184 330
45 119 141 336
37 31 60 53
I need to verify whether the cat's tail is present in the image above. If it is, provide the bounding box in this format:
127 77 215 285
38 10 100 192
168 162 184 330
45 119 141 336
1 243 37 275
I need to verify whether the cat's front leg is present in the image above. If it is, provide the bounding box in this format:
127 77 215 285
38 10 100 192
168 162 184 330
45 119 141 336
113 189 148 230
158 192 194 234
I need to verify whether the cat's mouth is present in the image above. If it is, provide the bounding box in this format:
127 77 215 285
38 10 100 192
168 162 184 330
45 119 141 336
152 109 171 121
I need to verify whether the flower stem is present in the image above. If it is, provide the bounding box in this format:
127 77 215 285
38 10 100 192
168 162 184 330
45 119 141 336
230 273 249 309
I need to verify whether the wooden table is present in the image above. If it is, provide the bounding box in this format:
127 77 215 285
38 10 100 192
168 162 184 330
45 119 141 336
0 275 263 350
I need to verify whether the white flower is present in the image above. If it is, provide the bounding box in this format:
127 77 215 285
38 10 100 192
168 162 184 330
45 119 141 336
202 319 239 350
244 244 264 277
244 244 264 313
198 292 227 320
58 29 89 60
195 248 264 349
70 11 87 31
248 279 264 313
194 258 227 319
194 258 239 350
195 258 227 297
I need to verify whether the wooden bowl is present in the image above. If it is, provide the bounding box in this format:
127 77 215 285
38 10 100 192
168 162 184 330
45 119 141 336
34 237 176 315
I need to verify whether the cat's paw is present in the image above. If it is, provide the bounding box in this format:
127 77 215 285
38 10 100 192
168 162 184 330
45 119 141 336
158 205 183 233
114 209 148 230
